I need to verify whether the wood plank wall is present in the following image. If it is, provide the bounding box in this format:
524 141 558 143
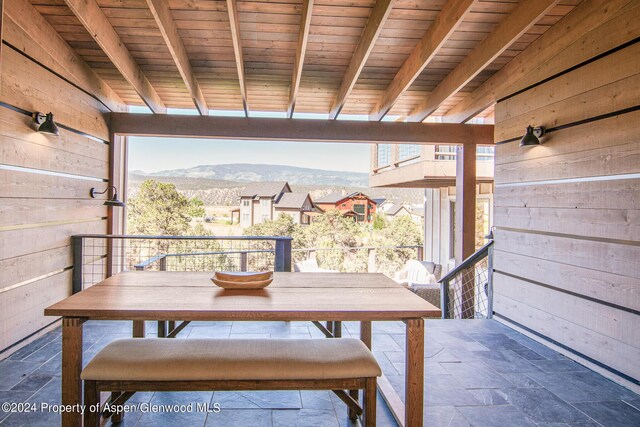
0 0 122 353
492 2 640 385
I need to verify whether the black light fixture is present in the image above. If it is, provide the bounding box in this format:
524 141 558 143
484 226 495 241
520 125 544 147
90 186 125 207
33 112 60 136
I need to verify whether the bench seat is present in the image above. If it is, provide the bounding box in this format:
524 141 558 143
82 338 380 426
82 338 380 381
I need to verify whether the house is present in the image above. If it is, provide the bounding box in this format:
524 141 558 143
372 198 395 213
238 182 317 227
384 203 412 219
315 192 377 223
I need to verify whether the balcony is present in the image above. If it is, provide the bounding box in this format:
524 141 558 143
370 145 494 189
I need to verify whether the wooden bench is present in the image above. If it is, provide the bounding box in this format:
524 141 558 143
82 338 381 426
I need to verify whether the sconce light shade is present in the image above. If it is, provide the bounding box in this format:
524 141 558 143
33 112 60 136
484 226 495 240
90 186 125 207
520 125 544 147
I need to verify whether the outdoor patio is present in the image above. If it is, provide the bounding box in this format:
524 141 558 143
2 319 639 427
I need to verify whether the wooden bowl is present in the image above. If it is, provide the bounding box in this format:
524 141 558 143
214 271 273 282
210 277 273 289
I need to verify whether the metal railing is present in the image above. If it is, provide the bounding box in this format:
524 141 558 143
72 234 292 293
439 240 494 319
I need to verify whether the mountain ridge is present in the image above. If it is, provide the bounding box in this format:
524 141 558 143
137 163 369 187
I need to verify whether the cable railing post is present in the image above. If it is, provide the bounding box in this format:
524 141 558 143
274 238 292 272
72 236 84 294
159 255 167 272
239 251 248 272
487 243 494 319
440 279 450 319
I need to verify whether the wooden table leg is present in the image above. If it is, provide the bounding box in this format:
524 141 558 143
133 320 145 338
349 321 372 421
62 317 85 427
360 321 372 349
405 318 424 427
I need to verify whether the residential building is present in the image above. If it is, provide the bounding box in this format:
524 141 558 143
238 182 317 227
370 143 494 270
315 192 377 223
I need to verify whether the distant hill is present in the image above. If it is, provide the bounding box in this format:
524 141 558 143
137 163 369 187
128 175 424 207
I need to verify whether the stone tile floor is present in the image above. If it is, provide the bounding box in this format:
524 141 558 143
1 319 638 426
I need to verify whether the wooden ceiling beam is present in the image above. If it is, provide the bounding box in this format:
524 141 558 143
146 0 208 115
369 0 477 122
287 0 313 118
63 0 166 114
442 0 637 123
226 0 248 117
406 0 559 122
328 0 396 120
110 112 494 146
5 0 125 113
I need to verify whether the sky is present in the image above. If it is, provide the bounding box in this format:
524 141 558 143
126 107 395 174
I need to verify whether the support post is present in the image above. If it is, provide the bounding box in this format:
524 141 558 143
455 144 476 319
454 144 476 263
487 243 494 319
274 238 292 272
72 236 84 294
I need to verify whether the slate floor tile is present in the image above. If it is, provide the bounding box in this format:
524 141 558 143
457 404 537 427
213 391 302 409
623 398 640 411
10 374 53 392
440 362 512 389
500 373 543 388
273 409 339 427
530 359 590 373
572 400 640 427
206 408 273 427
0 361 41 391
496 388 589 423
466 333 530 352
423 406 471 427
525 372 637 403
300 391 335 410
424 374 482 407
471 350 541 374
468 389 508 406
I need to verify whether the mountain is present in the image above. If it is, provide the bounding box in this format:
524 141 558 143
139 163 369 187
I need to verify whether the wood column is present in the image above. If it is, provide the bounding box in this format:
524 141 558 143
61 318 85 427
455 144 476 263
405 318 424 427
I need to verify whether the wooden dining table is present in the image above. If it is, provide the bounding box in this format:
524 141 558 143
45 271 441 427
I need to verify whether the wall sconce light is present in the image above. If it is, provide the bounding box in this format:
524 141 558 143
520 126 544 147
90 186 125 207
33 112 60 136
484 226 495 240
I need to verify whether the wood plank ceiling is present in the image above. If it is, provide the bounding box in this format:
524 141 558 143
28 0 581 121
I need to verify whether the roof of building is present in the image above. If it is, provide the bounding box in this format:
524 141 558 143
372 198 386 206
315 191 374 204
240 182 290 198
275 193 311 209
411 207 425 217
386 204 409 216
